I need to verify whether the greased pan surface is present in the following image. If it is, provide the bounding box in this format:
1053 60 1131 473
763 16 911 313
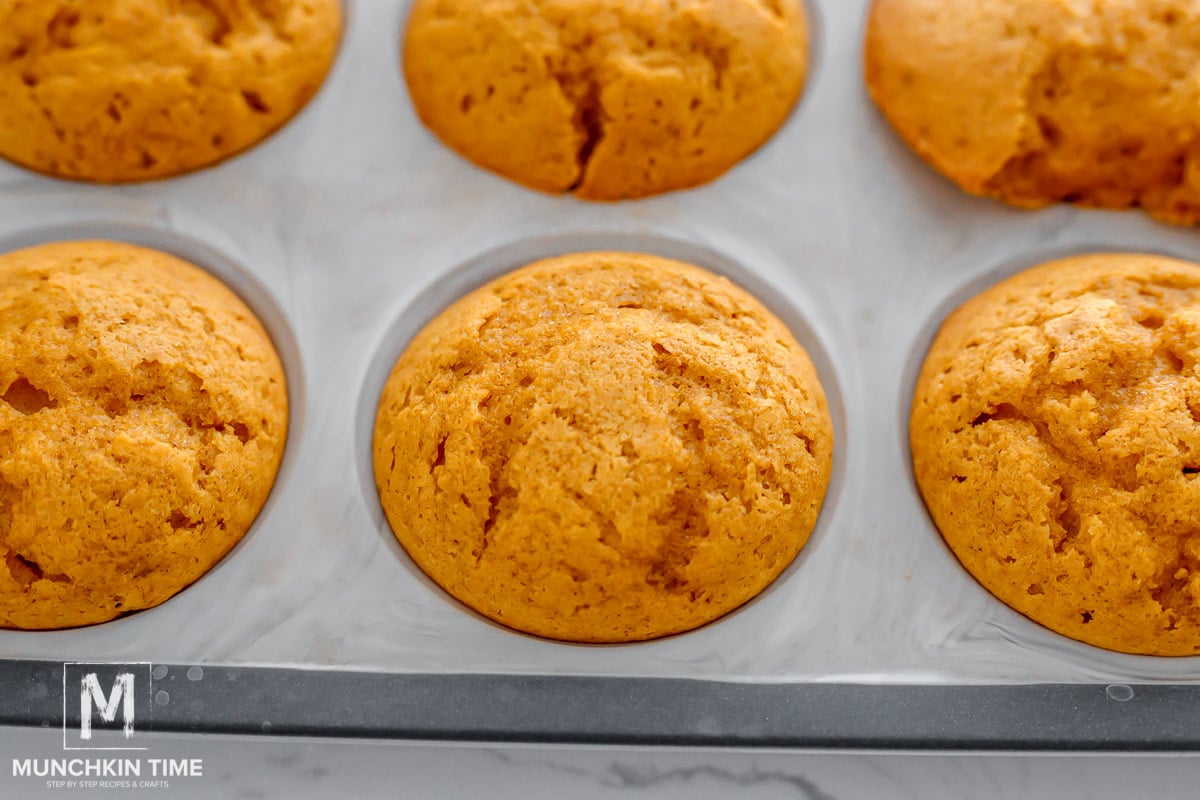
0 0 1198 749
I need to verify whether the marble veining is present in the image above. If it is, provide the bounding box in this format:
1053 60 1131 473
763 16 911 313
4 727 1200 799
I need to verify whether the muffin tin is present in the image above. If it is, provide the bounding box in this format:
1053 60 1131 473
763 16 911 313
1 0 1200 750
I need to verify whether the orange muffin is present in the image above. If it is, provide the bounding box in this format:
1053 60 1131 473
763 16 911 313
865 0 1200 225
912 253 1200 655
403 0 809 200
373 252 833 642
0 0 342 182
0 241 288 629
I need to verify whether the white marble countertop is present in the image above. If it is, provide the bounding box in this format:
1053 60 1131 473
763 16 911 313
0 726 1196 799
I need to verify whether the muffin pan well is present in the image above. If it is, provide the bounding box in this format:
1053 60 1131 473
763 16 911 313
0 239 289 629
359 235 845 643
1 0 1199 750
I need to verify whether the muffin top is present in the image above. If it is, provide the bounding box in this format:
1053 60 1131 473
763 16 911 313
403 0 809 200
373 252 833 642
865 0 1200 225
0 0 342 182
911 253 1200 655
0 240 288 629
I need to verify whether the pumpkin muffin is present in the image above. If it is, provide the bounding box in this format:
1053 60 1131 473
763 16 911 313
0 0 342 182
402 0 809 200
373 252 833 642
0 240 288 629
912 253 1200 655
865 0 1200 225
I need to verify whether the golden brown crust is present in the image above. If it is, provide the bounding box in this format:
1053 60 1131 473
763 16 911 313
0 0 342 183
865 0 1200 225
0 241 288 629
911 253 1200 655
402 0 808 200
372 252 833 642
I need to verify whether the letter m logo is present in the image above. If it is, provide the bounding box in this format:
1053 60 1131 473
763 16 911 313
80 672 134 740
63 663 151 750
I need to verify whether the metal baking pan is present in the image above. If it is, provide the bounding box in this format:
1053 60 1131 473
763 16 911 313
1 0 1198 751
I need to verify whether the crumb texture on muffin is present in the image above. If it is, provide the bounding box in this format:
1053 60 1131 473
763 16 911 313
403 0 809 200
911 253 1200 655
865 0 1200 225
373 252 833 642
0 0 342 182
0 241 288 629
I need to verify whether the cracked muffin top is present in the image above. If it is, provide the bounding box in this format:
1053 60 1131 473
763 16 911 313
911 253 1200 655
372 252 833 642
0 0 342 183
402 0 809 200
865 0 1200 226
0 241 288 629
